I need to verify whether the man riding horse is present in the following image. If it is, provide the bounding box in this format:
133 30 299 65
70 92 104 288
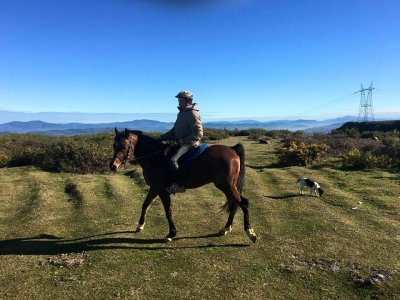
160 91 203 194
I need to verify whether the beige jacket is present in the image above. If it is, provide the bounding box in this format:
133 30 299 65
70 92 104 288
160 104 203 147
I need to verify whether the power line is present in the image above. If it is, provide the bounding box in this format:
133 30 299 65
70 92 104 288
292 93 358 119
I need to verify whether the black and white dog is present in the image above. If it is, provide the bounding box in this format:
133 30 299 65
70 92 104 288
297 178 324 197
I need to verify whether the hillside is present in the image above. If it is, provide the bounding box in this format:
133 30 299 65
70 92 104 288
336 120 400 133
0 137 399 299
0 116 360 135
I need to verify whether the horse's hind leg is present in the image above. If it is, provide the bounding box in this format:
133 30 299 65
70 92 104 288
159 192 177 242
239 195 257 243
219 201 238 236
218 183 257 242
135 188 158 233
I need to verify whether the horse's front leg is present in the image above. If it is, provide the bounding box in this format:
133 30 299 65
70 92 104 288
159 191 176 242
134 188 158 233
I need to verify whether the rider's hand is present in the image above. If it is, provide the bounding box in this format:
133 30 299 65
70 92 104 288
161 140 177 147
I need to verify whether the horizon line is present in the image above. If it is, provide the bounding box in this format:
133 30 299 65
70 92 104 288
1 109 400 124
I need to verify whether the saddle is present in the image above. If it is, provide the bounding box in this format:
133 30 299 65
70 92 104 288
177 144 208 168
165 144 208 194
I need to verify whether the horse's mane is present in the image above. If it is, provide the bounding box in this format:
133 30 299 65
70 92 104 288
128 130 167 161
129 130 164 148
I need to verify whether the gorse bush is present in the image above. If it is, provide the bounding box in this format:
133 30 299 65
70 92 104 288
276 141 330 166
341 149 380 170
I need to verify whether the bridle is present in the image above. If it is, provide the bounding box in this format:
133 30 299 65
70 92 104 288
113 138 168 167
114 137 135 165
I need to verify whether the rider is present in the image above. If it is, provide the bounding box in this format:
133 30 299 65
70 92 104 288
160 90 203 194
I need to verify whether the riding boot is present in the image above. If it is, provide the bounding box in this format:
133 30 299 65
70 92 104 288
165 144 191 194
166 162 185 194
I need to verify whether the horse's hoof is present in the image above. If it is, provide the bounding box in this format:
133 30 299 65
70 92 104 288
219 226 232 236
134 223 145 233
250 235 257 243
164 237 173 243
246 228 257 243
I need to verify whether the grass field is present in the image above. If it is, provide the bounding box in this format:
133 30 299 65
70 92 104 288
1 137 399 299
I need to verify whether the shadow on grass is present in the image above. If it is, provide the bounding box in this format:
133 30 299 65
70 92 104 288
123 169 147 187
246 163 288 170
264 194 300 200
310 163 337 170
0 232 249 255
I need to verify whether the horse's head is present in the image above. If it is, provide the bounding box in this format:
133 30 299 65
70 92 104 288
109 127 138 172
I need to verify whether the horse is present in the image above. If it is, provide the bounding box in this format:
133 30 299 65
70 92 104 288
109 128 257 243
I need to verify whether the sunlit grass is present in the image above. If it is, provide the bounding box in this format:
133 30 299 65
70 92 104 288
0 137 399 299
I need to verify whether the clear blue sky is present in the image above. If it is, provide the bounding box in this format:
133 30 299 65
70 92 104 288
0 0 399 122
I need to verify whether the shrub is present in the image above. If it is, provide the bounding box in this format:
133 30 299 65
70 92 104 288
264 130 292 139
39 135 113 174
0 150 11 167
202 128 231 141
246 129 268 141
380 135 400 168
341 149 379 170
276 141 330 166
0 133 113 174
344 128 361 138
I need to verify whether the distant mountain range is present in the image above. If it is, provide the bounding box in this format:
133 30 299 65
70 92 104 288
0 116 362 135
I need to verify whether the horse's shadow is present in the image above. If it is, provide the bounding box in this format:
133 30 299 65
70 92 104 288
264 194 301 200
0 232 249 255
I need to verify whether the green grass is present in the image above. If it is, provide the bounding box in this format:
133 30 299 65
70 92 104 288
0 137 399 299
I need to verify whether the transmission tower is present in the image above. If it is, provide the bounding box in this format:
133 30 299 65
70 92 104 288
356 82 375 122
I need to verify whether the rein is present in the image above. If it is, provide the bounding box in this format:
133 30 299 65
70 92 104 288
114 132 167 165
129 149 166 163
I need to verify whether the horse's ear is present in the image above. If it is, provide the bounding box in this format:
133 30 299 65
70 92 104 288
124 128 130 138
114 127 119 135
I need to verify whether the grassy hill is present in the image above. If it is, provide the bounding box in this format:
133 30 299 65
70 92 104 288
336 120 400 133
1 137 399 299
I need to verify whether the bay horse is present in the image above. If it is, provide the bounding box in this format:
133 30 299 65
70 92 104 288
109 128 257 243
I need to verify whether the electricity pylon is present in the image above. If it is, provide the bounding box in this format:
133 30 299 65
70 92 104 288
357 82 375 122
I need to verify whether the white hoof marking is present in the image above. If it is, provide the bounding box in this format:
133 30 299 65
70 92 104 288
246 228 257 243
219 226 232 236
134 223 145 233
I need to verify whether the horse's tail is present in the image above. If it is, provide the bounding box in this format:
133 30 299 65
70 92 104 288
222 143 246 213
232 143 245 194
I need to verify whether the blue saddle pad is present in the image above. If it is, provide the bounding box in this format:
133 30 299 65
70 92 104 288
178 144 208 167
